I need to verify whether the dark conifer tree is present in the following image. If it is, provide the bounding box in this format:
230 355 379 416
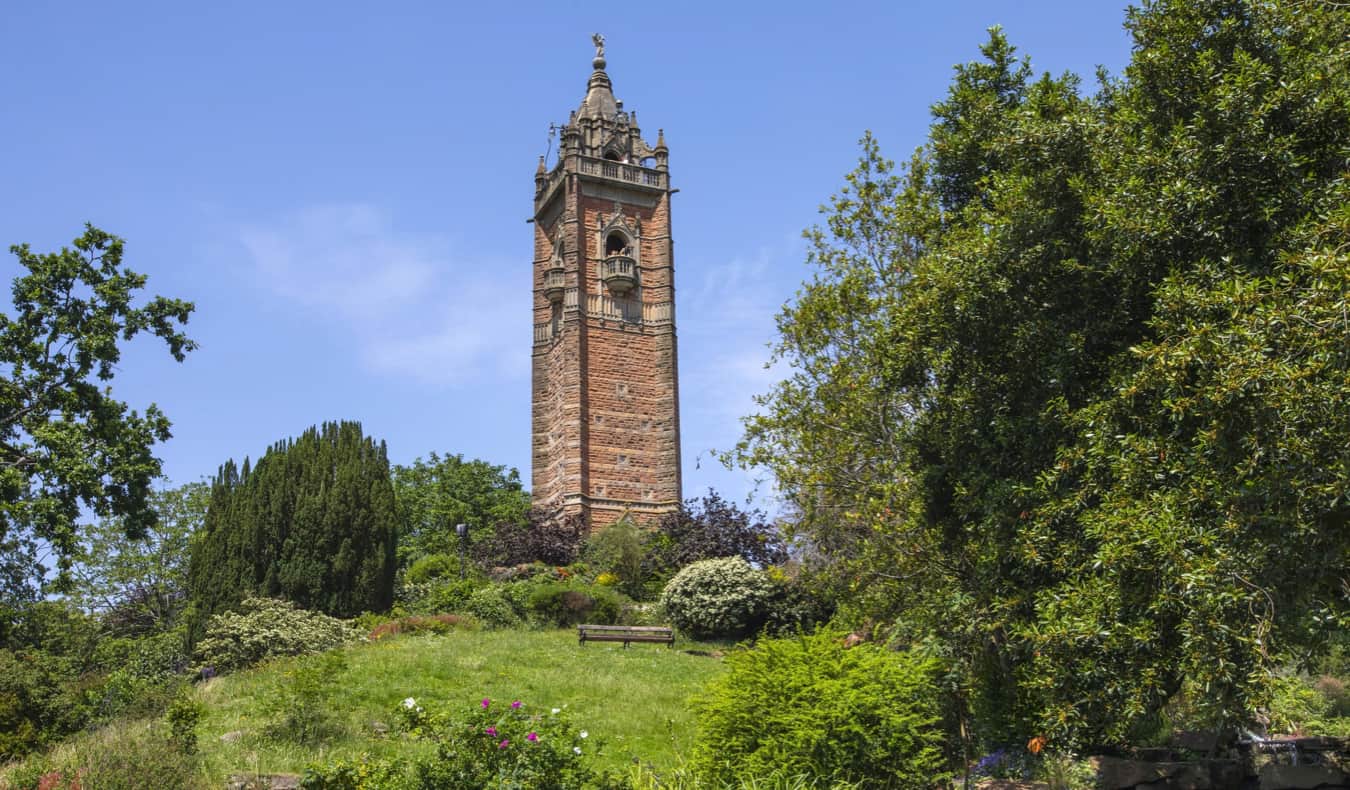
186 422 397 639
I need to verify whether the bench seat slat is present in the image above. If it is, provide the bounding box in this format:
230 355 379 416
577 624 674 648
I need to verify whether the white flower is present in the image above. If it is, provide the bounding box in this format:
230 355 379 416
551 708 561 715
573 746 582 754
579 730 588 739
402 697 417 709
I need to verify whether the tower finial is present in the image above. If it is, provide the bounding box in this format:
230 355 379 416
591 33 606 70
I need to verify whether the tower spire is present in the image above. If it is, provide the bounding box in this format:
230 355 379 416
580 33 617 120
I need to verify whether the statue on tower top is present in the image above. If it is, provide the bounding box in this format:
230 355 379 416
592 33 606 59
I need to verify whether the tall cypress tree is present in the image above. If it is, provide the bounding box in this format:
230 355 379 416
186 421 397 638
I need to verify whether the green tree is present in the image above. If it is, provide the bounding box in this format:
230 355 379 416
70 481 208 635
392 452 530 565
186 421 397 635
0 225 195 585
736 0 1350 749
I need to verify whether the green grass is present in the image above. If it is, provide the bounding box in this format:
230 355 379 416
193 627 727 783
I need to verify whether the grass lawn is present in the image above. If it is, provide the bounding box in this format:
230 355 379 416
193 627 727 783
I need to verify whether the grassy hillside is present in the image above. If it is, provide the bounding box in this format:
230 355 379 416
194 628 727 782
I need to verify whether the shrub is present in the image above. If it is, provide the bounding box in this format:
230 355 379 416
368 614 477 641
584 518 649 599
2 718 206 790
303 695 618 789
690 630 946 787
464 587 521 629
0 649 92 761
193 597 362 674
528 583 626 627
165 688 202 755
261 649 348 744
473 509 586 568
404 553 464 584
761 567 835 637
396 577 480 615
660 557 774 640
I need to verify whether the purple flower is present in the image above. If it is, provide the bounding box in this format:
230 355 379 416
498 739 510 749
511 700 522 710
526 732 538 742
481 698 491 709
485 727 497 736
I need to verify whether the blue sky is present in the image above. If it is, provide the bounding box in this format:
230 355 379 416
0 1 1133 510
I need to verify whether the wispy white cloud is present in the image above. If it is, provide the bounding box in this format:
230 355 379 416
678 237 803 509
239 203 528 386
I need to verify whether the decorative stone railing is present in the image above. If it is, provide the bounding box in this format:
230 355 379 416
543 268 566 302
535 291 675 345
601 255 637 293
577 157 667 189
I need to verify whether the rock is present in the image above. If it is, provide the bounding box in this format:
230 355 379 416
219 730 244 743
1258 763 1350 790
1091 756 1178 789
1171 730 1222 754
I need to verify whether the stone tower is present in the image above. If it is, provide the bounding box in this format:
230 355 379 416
530 35 682 528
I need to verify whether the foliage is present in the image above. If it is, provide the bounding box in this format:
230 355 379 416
690 630 946 787
0 225 195 586
392 452 530 566
395 577 480 616
70 481 207 636
464 586 521 629
0 649 91 761
760 567 835 637
165 687 202 755
732 1 1350 747
192 597 361 674
660 557 774 640
528 582 626 627
584 518 648 599
0 717 206 790
302 696 619 790
648 491 788 578
403 552 462 585
1267 674 1350 737
261 649 348 744
186 421 398 633
474 508 586 568
368 613 477 641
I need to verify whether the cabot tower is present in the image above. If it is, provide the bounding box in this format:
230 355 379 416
530 36 682 528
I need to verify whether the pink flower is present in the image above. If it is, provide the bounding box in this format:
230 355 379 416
485 727 497 736
498 739 510 749
511 700 522 710
526 732 538 742
481 698 491 709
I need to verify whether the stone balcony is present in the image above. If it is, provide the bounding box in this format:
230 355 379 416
543 268 566 302
601 255 637 294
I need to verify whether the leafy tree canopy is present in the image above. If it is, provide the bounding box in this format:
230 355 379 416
391 452 530 565
69 481 208 636
0 225 195 583
735 0 1350 747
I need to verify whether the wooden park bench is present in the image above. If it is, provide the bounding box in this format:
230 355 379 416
578 624 674 648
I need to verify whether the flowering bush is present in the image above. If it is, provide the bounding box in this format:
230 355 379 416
690 630 946 787
660 557 775 639
302 696 621 789
192 597 362 674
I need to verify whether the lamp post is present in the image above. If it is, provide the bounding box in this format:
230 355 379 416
455 523 469 579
